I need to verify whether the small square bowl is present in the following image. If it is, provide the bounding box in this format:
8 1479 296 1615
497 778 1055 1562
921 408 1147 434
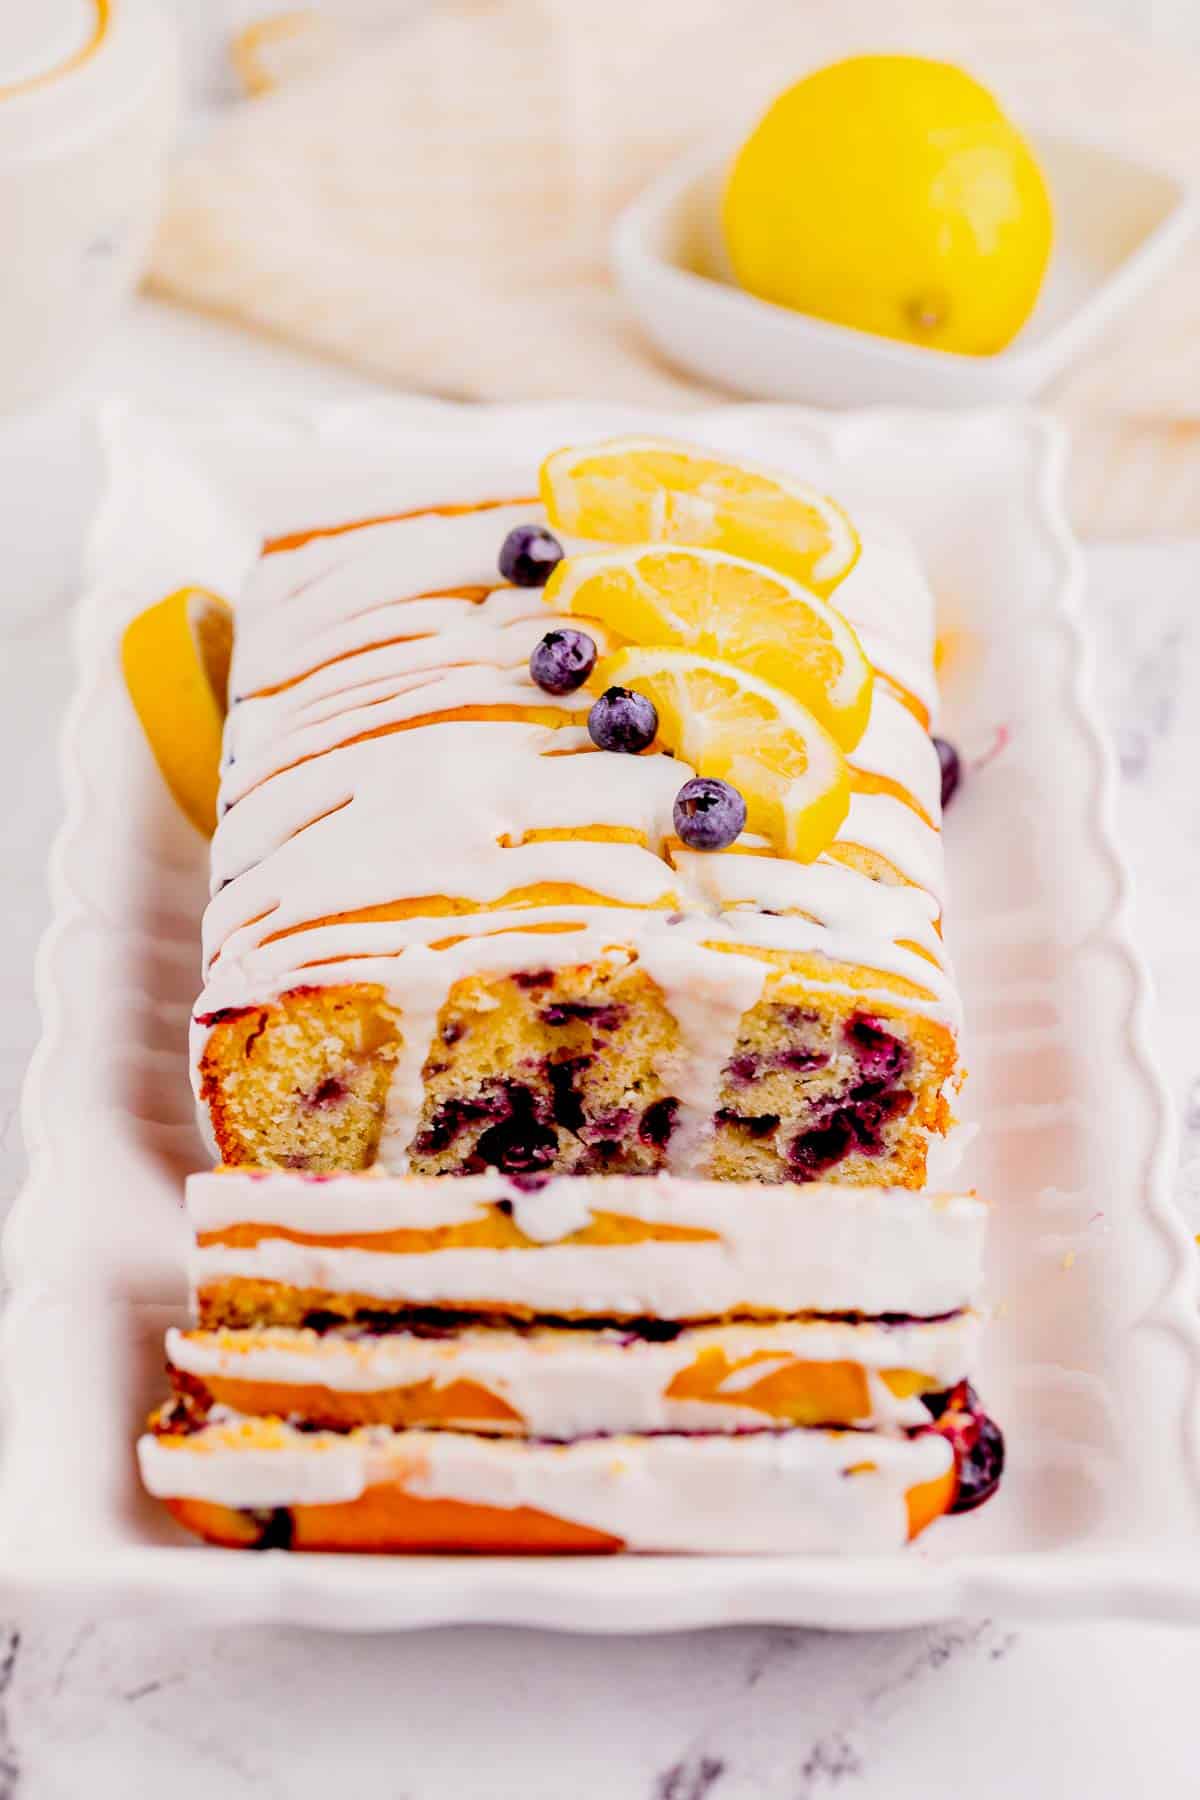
613 131 1193 408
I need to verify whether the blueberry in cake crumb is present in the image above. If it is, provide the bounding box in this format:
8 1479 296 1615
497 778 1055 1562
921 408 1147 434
587 686 658 753
715 1107 780 1139
530 628 597 695
638 1096 679 1148
540 1001 625 1030
844 1014 908 1086
673 776 746 850
933 736 961 808
412 1091 508 1155
547 1056 590 1132
775 1046 830 1073
305 1076 347 1109
473 1086 559 1174
724 1053 761 1087
511 969 554 990
498 523 564 587
787 1114 856 1178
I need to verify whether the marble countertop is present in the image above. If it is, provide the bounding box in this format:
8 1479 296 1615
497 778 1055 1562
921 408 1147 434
1 295 1199 1797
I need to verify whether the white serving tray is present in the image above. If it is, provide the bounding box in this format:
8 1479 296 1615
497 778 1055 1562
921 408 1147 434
6 400 1200 1631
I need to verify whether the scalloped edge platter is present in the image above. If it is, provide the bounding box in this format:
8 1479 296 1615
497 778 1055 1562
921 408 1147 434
4 399 1199 1631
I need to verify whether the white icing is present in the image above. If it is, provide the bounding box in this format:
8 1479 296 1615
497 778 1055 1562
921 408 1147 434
187 1171 988 1319
166 1313 975 1438
193 482 959 1170
636 934 766 1172
834 526 937 673
850 690 941 820
137 1419 954 1552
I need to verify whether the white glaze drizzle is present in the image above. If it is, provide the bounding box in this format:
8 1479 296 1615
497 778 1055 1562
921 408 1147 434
193 478 959 1171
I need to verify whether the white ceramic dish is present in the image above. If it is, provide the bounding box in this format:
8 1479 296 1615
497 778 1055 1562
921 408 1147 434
0 0 177 413
613 135 1194 408
6 399 1200 1630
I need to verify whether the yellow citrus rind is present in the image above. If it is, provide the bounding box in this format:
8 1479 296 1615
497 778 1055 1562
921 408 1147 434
596 645 849 862
546 543 872 751
121 586 233 836
539 436 859 595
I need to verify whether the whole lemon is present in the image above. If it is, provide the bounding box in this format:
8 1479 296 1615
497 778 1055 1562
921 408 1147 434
723 55 1053 356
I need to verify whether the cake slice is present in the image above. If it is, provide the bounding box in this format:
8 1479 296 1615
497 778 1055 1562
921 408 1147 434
138 1418 961 1555
187 1169 987 1329
161 1311 978 1437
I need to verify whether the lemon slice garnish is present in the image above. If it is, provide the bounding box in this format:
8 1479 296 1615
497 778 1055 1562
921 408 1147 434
540 437 860 595
547 544 872 751
596 646 849 862
121 587 233 836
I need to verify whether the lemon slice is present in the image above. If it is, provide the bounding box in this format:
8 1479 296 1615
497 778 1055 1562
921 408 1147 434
597 646 849 861
540 437 860 595
546 544 872 751
121 587 233 836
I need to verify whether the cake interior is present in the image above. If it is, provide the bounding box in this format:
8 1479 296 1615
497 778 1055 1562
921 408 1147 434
199 965 955 1186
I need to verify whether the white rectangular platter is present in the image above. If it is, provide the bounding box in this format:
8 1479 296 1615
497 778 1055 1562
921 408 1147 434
6 399 1200 1631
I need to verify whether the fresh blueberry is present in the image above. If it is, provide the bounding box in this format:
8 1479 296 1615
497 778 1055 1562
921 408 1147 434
498 524 564 587
933 736 961 809
927 1380 1005 1513
587 686 658 753
529 628 596 695
673 776 746 850
951 1413 1005 1513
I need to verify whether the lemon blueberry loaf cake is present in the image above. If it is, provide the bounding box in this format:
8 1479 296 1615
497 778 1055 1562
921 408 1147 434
136 436 1002 1555
193 439 960 1189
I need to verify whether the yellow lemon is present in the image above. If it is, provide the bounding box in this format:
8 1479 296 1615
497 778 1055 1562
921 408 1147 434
121 586 233 835
540 436 859 595
723 55 1053 355
547 544 872 750
596 646 849 862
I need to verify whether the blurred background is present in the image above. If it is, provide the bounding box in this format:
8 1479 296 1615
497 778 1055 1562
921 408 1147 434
10 0 1200 526
148 0 1200 532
